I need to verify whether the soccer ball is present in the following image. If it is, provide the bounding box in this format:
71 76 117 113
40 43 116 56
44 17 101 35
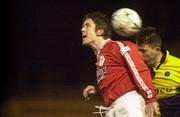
111 8 142 37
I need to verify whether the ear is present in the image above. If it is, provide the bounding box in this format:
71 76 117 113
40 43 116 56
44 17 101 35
96 29 104 36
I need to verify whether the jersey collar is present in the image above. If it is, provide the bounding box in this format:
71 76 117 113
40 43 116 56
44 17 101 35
155 49 168 70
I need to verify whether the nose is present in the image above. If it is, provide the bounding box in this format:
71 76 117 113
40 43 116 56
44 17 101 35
81 27 84 32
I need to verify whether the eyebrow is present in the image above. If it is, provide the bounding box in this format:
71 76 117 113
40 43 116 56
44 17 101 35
139 48 145 50
82 22 90 28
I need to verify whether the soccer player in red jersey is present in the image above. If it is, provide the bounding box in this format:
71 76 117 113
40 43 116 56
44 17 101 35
81 11 160 117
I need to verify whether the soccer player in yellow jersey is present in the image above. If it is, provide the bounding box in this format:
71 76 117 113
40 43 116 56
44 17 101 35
136 27 180 117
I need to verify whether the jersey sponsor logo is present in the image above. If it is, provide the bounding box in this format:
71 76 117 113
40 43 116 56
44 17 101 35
155 87 174 94
96 67 106 82
164 71 170 76
99 55 105 67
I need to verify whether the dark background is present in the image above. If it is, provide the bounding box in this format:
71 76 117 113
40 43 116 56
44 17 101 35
5 0 180 116
4 0 180 117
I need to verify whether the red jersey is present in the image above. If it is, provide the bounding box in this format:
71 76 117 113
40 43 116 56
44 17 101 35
96 39 157 106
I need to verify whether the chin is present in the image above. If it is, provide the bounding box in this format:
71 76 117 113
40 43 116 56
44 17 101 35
82 41 87 45
82 41 89 46
83 39 90 45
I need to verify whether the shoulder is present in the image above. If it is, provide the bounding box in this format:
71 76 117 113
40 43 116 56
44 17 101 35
121 41 139 53
104 41 120 50
106 40 136 50
166 50 180 62
163 50 180 67
123 41 137 47
104 40 139 54
107 40 137 48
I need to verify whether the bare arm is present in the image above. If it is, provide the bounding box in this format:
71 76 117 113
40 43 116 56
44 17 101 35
83 85 96 100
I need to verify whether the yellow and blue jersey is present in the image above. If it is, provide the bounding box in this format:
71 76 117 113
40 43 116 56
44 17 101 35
152 50 180 100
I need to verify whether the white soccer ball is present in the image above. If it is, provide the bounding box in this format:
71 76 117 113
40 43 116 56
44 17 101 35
111 8 142 37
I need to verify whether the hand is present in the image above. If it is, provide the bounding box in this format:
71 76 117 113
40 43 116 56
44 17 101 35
145 102 161 117
83 85 96 100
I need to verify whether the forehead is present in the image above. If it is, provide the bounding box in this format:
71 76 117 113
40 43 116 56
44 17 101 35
82 18 95 26
138 44 152 50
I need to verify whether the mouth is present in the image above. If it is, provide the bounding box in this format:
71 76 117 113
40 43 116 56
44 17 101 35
82 35 87 40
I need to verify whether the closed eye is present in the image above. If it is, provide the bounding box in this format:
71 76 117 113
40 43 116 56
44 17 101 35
139 49 147 53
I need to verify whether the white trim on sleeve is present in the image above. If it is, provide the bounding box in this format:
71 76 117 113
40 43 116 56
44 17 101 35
117 41 152 98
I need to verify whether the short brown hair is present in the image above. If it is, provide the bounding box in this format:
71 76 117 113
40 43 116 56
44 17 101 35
83 11 112 39
136 27 162 48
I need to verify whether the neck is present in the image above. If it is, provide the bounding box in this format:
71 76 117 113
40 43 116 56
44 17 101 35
89 37 107 54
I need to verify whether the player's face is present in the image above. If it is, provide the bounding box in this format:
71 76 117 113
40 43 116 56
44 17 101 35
138 44 158 67
81 18 98 46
